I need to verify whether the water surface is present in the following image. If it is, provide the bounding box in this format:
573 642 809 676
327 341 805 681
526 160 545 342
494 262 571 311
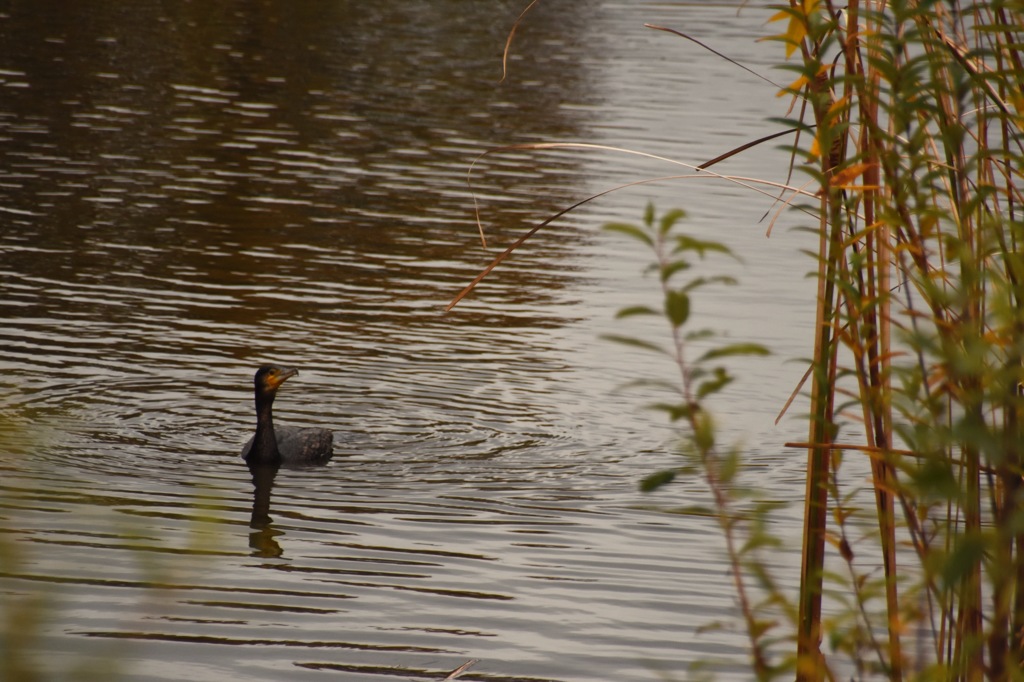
0 2 815 680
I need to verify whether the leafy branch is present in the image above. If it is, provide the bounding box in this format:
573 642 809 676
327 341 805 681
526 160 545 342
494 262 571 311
604 204 782 678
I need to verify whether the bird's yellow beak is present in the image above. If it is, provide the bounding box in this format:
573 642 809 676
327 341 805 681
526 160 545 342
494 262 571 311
267 367 298 388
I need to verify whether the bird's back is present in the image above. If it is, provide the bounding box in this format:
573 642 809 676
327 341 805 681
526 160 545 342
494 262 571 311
241 426 333 465
274 425 334 465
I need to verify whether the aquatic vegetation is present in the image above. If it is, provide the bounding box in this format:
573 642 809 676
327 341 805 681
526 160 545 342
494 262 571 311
764 1 1024 678
602 204 777 677
454 0 1024 678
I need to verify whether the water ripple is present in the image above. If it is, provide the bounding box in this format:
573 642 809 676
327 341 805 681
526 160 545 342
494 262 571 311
0 2 808 681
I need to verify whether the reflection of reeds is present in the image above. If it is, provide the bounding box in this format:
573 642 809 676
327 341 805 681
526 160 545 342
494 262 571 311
0 460 225 680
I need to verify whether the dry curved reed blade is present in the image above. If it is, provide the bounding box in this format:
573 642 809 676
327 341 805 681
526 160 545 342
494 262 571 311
443 659 478 680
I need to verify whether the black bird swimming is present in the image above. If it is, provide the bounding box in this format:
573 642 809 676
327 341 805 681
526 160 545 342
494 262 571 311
241 365 334 466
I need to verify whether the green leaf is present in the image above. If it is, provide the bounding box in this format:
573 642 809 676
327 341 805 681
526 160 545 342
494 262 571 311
616 378 682 394
665 289 690 328
682 275 739 292
685 328 716 341
740 533 784 554
649 401 696 422
600 334 667 355
643 201 655 227
603 222 652 247
688 366 709 381
941 532 987 588
674 234 736 259
695 620 728 635
658 208 687 235
663 503 714 517
614 305 659 319
717 448 739 483
640 469 676 492
749 618 777 639
697 368 733 399
660 258 691 282
693 410 715 452
698 343 771 362
908 458 959 500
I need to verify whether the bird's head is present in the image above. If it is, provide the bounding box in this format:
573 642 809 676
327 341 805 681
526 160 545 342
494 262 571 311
254 365 298 395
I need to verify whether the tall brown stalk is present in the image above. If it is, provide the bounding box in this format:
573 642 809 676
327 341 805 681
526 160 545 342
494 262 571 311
462 0 1024 676
782 0 1024 678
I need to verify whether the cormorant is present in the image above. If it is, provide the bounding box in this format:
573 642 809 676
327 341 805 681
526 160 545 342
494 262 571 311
241 365 333 465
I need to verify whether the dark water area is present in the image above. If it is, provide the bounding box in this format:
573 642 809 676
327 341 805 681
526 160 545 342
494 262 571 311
1 2 818 680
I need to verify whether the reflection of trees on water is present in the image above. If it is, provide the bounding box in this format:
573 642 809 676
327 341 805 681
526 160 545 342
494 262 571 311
0 0 604 317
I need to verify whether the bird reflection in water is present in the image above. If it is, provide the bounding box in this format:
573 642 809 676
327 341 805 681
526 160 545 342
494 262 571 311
248 463 284 558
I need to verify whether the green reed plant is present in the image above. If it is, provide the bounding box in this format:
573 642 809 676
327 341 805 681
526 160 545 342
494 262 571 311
452 0 1024 678
764 1 1024 679
602 204 782 678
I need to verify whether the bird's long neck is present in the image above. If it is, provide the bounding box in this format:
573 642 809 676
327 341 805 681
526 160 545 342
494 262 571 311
250 388 281 463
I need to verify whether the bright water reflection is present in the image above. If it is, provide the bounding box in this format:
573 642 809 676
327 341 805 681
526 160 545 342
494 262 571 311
1 2 813 680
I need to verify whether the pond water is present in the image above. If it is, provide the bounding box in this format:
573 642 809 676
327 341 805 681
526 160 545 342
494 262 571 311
0 2 819 680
